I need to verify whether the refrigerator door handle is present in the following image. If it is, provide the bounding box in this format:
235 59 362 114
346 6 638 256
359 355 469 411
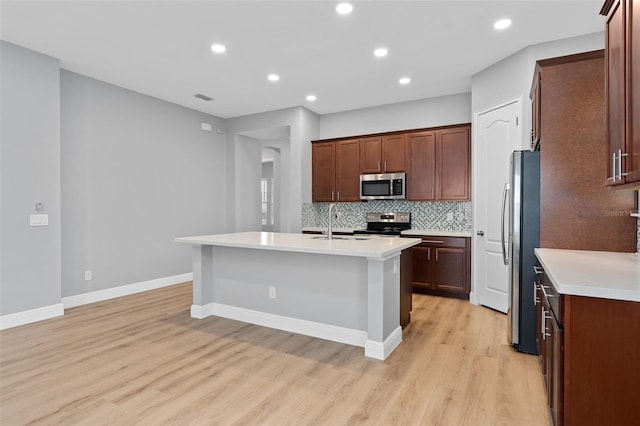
501 182 510 266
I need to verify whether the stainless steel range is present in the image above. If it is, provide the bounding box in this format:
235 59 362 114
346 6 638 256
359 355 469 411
353 212 411 236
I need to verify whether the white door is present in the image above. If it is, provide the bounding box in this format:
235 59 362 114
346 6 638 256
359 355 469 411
473 100 520 313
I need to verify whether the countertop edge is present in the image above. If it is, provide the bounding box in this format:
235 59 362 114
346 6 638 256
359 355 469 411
176 233 422 259
534 248 640 302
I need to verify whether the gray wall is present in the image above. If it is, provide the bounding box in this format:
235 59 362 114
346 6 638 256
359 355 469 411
1 41 62 315
225 107 320 232
319 93 472 140
61 71 227 297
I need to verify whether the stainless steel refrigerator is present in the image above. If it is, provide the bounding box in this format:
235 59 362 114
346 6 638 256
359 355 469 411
506 150 540 354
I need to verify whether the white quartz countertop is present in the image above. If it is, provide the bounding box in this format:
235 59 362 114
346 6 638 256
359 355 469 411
302 227 472 238
535 248 640 302
301 227 360 234
401 229 472 238
176 232 422 259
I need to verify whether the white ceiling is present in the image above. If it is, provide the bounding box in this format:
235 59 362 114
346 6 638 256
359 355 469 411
0 0 604 119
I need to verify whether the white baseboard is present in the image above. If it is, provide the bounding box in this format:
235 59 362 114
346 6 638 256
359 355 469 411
364 326 403 360
192 302 368 348
0 303 64 330
469 291 478 305
62 272 193 309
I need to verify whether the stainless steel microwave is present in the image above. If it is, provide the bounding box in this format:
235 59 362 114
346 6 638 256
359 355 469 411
360 172 406 200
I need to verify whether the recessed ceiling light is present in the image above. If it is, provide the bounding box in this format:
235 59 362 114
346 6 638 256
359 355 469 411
306 94 317 102
210 43 226 53
374 47 388 58
336 3 353 15
494 18 512 30
399 77 411 85
267 74 280 82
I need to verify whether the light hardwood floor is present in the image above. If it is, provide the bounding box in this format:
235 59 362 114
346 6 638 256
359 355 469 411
0 282 551 426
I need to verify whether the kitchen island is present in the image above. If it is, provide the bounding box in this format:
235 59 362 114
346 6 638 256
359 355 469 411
175 232 421 360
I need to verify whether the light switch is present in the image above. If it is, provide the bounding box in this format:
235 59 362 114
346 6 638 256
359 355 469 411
30 214 48 226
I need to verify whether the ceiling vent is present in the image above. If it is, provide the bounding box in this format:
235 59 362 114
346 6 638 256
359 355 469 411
194 93 214 101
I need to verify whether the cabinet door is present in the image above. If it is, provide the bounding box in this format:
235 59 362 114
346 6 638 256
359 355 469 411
531 71 541 150
312 142 335 202
436 126 471 200
406 131 436 201
433 247 467 293
549 313 564 426
627 0 640 183
335 139 361 201
382 134 405 172
360 137 382 174
536 284 546 374
541 298 552 400
411 247 433 289
605 0 627 186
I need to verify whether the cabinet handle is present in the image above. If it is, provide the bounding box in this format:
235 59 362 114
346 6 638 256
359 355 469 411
331 191 335 201
427 248 431 261
377 162 381 172
611 151 617 181
435 249 439 262
542 309 547 340
384 161 387 172
618 149 629 180
534 283 539 306
544 312 552 338
422 240 444 244
533 266 543 276
337 191 340 201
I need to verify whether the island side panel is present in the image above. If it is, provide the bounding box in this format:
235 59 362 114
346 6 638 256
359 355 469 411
191 245 214 318
365 254 402 360
208 246 369 332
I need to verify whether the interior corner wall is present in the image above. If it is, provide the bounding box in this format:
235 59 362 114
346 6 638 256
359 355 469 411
60 70 227 298
0 41 62 316
225 107 320 233
234 134 262 232
318 93 472 140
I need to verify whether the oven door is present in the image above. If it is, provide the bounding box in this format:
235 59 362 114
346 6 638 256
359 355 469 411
360 173 405 200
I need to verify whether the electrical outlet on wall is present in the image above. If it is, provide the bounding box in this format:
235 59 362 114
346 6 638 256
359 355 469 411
85 270 92 281
446 212 454 221
269 286 276 299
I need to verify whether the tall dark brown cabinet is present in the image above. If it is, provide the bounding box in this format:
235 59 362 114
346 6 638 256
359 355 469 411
533 50 637 253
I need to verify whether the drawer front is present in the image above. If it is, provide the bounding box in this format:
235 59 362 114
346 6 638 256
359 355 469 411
543 273 564 326
413 236 468 248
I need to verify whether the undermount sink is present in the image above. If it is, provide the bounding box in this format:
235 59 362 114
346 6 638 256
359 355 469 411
310 235 371 241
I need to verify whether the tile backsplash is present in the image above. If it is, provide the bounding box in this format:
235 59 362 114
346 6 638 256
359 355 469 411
302 200 472 232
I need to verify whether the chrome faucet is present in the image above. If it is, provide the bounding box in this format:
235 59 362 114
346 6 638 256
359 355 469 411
328 203 337 240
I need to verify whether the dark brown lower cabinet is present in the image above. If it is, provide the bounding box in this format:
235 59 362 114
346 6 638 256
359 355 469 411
407 236 470 299
536 265 640 426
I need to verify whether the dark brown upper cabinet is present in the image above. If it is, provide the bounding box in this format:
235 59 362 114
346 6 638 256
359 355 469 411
311 139 360 202
406 124 471 201
360 135 406 174
601 0 640 189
